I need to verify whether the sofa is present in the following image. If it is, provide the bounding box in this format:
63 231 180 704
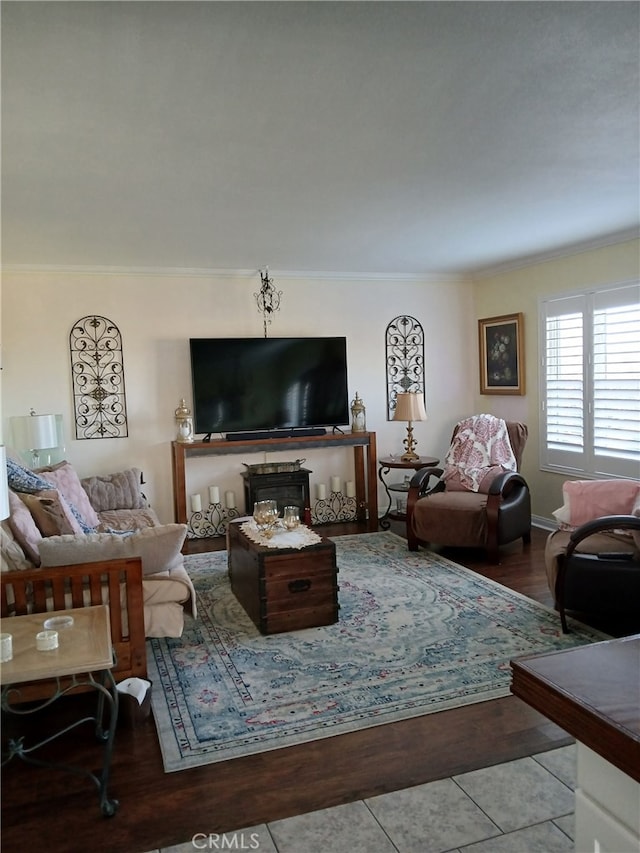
2 457 196 638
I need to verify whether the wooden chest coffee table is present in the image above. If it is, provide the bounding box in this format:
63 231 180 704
227 522 339 634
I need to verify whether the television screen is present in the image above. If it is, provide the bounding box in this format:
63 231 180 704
189 337 350 437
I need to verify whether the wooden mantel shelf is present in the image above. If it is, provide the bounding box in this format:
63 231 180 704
511 634 640 782
171 431 378 532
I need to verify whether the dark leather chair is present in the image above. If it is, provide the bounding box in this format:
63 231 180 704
546 515 640 633
406 420 531 563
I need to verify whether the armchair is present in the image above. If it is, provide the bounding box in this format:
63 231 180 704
544 478 640 632
547 516 640 633
406 417 531 563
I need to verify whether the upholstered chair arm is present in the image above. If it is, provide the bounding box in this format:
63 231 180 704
487 471 529 496
406 467 444 552
409 466 444 495
566 515 640 559
485 472 531 564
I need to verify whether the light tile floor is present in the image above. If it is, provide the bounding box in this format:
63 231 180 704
148 744 576 853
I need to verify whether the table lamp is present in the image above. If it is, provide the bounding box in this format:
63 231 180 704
393 392 428 461
10 410 59 468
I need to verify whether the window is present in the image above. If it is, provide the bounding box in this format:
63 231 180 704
540 281 640 478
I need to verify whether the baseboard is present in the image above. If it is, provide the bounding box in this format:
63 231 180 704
532 514 556 532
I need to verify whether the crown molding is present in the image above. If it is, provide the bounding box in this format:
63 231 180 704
0 263 468 284
470 228 640 280
3 229 636 281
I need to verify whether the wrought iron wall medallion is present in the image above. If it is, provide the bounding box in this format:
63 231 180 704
385 315 425 419
70 315 128 439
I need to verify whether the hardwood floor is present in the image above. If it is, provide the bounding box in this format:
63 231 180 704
0 525 592 853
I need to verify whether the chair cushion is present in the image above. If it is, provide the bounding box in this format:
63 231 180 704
97 507 161 532
38 524 188 576
412 490 488 547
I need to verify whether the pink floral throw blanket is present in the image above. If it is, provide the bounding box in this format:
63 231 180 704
443 414 517 492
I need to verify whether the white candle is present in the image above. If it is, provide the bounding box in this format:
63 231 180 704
225 490 236 508
346 480 355 497
190 494 202 513
330 476 341 494
36 630 59 651
209 485 220 504
317 483 327 501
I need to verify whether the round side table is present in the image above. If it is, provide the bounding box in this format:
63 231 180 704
378 455 440 530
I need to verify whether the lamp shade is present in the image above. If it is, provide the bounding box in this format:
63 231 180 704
11 413 58 452
0 446 9 521
393 392 428 423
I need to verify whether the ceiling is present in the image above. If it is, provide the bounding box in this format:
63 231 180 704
2 1 639 277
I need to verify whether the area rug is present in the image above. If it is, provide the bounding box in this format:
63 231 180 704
148 532 605 772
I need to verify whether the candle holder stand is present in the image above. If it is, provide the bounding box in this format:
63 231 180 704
188 502 240 539
312 490 357 525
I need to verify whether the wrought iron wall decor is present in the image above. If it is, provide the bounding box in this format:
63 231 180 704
385 315 425 419
254 267 282 337
69 315 128 440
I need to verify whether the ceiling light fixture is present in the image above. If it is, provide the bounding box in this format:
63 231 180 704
255 267 282 338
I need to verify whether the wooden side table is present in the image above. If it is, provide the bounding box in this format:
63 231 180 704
0 605 120 817
378 455 440 529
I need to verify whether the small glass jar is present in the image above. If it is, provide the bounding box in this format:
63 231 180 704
350 392 366 433
283 506 300 530
175 399 194 443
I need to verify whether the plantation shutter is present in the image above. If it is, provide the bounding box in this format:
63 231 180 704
541 293 586 472
593 283 640 473
541 281 640 478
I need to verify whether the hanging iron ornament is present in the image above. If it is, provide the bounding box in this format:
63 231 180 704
255 267 282 337
385 315 425 420
69 315 128 439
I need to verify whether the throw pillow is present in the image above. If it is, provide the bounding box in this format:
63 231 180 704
38 461 101 529
39 523 188 576
6 457 52 494
17 490 84 537
7 490 42 565
80 468 145 512
0 519 33 571
552 479 640 531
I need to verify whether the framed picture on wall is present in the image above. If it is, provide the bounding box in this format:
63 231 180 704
478 312 525 395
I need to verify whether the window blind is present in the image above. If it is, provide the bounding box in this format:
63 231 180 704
540 282 640 478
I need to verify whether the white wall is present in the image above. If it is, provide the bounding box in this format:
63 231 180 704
1 269 476 523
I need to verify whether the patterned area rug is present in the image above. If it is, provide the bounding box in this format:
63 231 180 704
148 532 604 772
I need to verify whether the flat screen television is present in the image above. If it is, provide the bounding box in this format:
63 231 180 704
189 337 350 439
